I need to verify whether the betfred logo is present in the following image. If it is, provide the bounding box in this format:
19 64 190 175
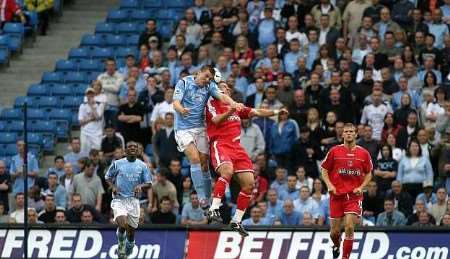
186 231 449 259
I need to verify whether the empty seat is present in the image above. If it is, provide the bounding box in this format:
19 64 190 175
116 22 140 35
4 144 17 156
61 96 83 109
86 72 100 83
79 59 103 72
91 47 113 61
0 108 22 121
80 34 104 48
5 120 24 133
106 9 128 23
55 59 77 72
145 143 153 156
0 133 16 144
51 84 72 96
14 96 35 108
41 72 63 84
49 108 72 123
126 35 140 47
166 0 188 8
27 84 49 97
36 96 60 109
71 83 89 96
0 35 10 49
54 120 70 139
130 10 152 23
25 132 43 145
27 108 46 120
115 47 138 59
105 34 127 48
142 0 162 8
68 47 90 61
0 47 9 65
95 22 116 35
63 72 87 84
3 23 24 37
29 120 56 135
120 0 139 10
159 21 174 40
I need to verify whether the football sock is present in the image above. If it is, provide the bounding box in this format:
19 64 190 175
233 190 252 223
233 209 246 223
116 228 125 242
211 176 230 210
342 238 353 259
190 163 206 200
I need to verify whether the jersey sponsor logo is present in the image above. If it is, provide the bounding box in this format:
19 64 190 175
338 168 361 176
227 115 240 122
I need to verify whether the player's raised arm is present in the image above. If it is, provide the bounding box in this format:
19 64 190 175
249 107 289 118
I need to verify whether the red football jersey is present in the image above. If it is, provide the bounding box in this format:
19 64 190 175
320 144 373 195
205 97 252 142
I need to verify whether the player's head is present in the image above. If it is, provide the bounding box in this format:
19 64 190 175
125 141 139 160
196 65 216 87
218 81 231 96
342 123 357 145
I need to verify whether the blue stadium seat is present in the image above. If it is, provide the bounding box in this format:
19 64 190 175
53 120 69 139
0 108 22 121
142 0 162 8
80 34 104 48
0 133 16 144
120 0 139 10
182 157 190 168
41 72 63 84
91 47 113 61
125 35 140 47
95 22 116 36
25 132 43 145
130 10 152 23
3 23 24 53
61 96 83 109
159 21 174 40
51 84 72 96
145 144 153 156
115 47 138 59
14 96 35 108
27 84 49 97
41 134 55 153
36 96 60 109
4 144 17 156
79 59 103 72
68 47 90 61
63 72 87 84
27 108 46 120
55 59 77 72
105 34 127 48
0 47 9 65
106 9 128 23
29 120 56 135
5 120 24 133
117 22 141 35
0 121 5 131
49 108 72 123
165 0 187 8
0 35 10 49
86 72 100 83
71 83 89 96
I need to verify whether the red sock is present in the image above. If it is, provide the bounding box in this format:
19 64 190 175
236 190 252 211
342 238 353 259
330 232 341 248
213 176 230 199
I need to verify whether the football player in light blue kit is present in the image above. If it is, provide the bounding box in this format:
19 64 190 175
105 141 152 259
173 65 242 208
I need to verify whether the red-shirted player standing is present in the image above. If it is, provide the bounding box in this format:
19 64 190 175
205 82 285 236
321 123 373 259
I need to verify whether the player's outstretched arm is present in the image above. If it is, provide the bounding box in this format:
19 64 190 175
211 107 236 125
250 107 288 118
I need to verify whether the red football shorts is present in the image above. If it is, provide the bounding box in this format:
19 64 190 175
329 193 363 219
210 140 254 173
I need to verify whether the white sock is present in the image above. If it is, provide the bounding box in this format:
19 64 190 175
210 198 222 210
233 209 245 223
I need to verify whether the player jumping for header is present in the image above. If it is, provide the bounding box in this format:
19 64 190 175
173 65 243 209
105 141 152 259
205 81 287 236
320 123 373 259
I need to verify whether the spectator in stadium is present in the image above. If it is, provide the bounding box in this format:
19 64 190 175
269 109 298 167
180 176 193 208
361 89 392 141
240 117 265 161
428 9 449 50
421 89 445 129
284 39 304 75
0 0 26 28
266 189 282 218
54 209 69 224
118 89 144 143
278 175 299 201
441 214 450 226
37 194 57 223
9 193 24 223
257 7 278 49
153 113 181 167
277 199 301 225
253 164 269 204
310 0 342 29
386 180 414 217
151 169 179 213
10 140 39 194
376 198 407 226
362 181 385 223
270 167 287 195
397 139 434 200
0 160 10 213
242 206 265 226
357 125 380 161
63 137 87 174
407 199 436 225
28 185 44 212
150 196 177 224
150 88 175 133
245 77 266 108
293 186 323 224
66 193 101 223
374 144 398 194
25 0 53 36
46 156 65 179
289 89 309 127
101 125 125 162
28 208 42 224
430 187 448 224
45 172 67 208
80 209 96 224
0 202 10 223
396 111 420 150
98 58 124 126
412 211 435 226
381 113 402 144
59 163 74 199
165 159 183 204
138 19 161 48
301 212 315 226
393 94 416 127
289 127 322 178
342 0 371 46
79 87 104 155
72 159 105 212
181 192 207 225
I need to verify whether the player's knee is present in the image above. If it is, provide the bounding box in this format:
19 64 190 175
241 181 254 193
220 164 233 179
345 225 354 235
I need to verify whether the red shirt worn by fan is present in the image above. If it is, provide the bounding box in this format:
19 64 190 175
321 144 373 195
205 98 252 142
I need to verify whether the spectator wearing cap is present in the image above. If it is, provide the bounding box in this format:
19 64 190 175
10 140 39 194
72 159 104 212
45 172 67 208
78 87 104 155
138 19 161 48
97 58 124 127
38 194 57 223
101 125 124 162
0 160 10 213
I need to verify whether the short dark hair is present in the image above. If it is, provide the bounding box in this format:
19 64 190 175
384 198 395 204
160 196 172 203
54 156 64 162
146 18 156 24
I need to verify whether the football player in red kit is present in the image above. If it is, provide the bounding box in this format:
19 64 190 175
205 81 286 236
320 123 373 259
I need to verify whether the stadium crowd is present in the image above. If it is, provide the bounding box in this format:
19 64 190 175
2 0 450 228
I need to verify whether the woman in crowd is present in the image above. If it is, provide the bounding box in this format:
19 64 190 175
375 144 398 194
381 113 403 143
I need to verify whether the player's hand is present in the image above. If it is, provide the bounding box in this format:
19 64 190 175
327 184 337 195
234 102 245 111
181 107 190 116
134 185 142 197
111 186 118 195
353 187 363 195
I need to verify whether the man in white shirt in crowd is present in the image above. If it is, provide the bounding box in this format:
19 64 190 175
360 88 392 141
150 88 175 133
78 88 105 155
9 193 25 223
97 58 124 126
